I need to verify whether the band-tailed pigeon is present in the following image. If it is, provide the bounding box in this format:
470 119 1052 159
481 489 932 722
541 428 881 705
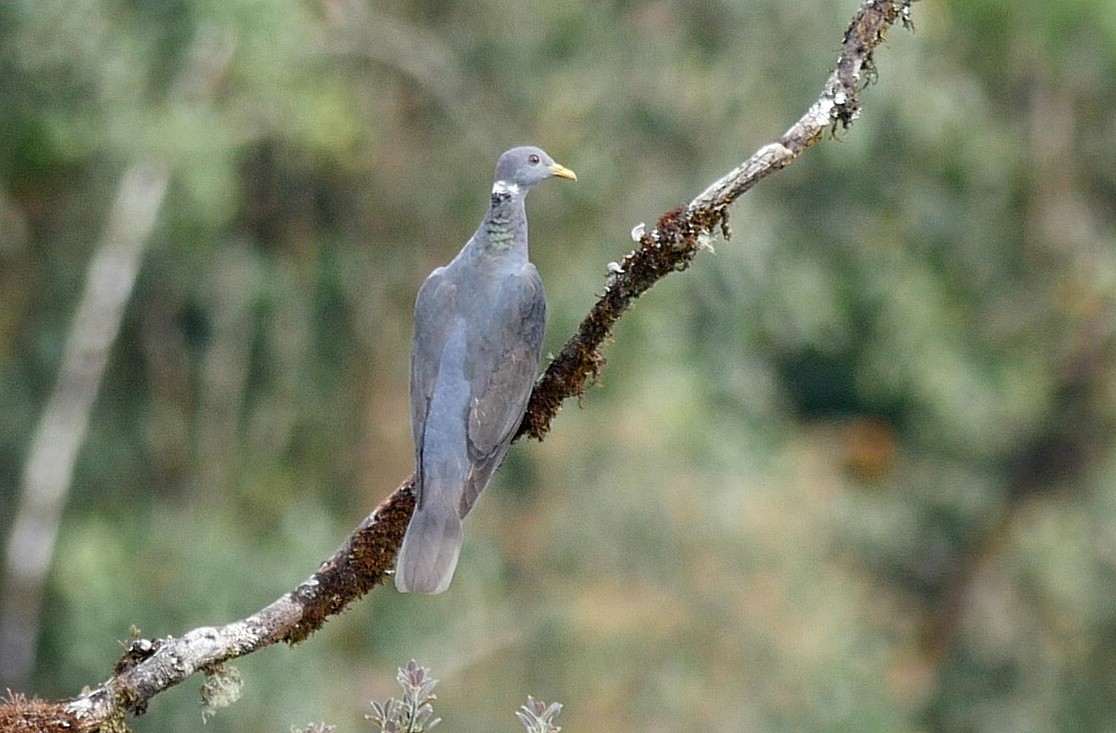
395 146 577 593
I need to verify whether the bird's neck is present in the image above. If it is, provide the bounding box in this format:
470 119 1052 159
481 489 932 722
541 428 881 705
478 188 528 256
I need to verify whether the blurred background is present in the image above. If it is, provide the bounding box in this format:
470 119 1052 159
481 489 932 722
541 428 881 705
3 0 1116 731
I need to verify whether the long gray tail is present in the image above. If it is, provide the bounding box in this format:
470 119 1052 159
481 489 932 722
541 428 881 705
395 504 464 594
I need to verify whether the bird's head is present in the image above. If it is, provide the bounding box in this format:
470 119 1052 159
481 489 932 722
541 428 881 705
492 146 577 196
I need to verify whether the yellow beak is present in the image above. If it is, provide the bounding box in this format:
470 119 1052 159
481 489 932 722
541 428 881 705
548 162 577 181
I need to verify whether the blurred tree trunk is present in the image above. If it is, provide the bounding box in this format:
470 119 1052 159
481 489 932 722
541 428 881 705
0 24 235 690
0 162 169 687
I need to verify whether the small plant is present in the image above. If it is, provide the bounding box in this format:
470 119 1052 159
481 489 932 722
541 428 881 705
367 661 564 733
516 696 562 733
367 660 442 733
293 724 336 733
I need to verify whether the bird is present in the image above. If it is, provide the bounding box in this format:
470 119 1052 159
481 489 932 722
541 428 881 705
395 146 577 593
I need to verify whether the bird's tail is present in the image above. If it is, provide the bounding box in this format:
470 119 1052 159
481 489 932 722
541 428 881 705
395 503 464 594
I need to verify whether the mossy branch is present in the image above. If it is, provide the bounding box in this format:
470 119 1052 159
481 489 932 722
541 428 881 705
0 2 914 730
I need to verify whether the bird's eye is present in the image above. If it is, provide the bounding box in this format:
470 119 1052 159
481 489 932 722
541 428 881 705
528 154 540 164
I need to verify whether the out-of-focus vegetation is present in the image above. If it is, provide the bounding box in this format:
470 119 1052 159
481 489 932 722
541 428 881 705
3 0 1116 731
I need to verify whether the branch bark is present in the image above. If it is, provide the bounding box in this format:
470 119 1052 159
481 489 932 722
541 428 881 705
0 2 914 730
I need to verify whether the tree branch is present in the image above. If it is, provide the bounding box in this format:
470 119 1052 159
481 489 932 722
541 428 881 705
0 2 913 730
520 0 910 438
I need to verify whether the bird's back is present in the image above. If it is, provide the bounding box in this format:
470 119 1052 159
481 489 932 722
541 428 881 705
396 145 571 594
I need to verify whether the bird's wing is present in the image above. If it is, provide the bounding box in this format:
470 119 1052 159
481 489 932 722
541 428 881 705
410 266 458 502
461 265 546 514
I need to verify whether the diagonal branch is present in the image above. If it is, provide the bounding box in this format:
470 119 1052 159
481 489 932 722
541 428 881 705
0 2 914 730
520 0 911 439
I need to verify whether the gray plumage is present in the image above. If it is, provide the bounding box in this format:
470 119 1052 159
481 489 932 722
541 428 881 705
395 146 576 593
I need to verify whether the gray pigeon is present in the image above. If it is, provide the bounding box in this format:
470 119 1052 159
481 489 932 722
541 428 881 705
395 146 577 594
